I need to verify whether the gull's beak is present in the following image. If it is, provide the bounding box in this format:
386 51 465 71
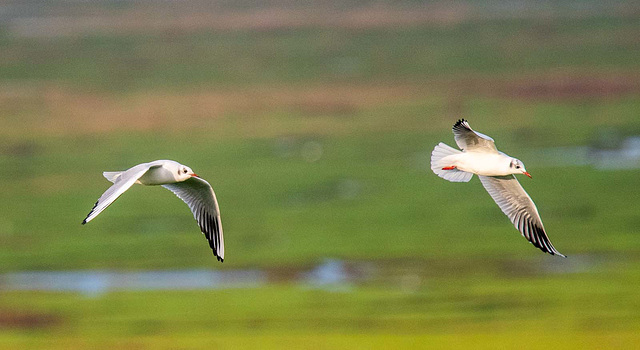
191 173 199 177
523 171 532 178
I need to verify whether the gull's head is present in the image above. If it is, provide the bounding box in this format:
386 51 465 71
175 164 198 181
510 158 531 178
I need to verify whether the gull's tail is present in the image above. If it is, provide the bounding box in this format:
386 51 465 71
103 171 123 183
430 142 473 182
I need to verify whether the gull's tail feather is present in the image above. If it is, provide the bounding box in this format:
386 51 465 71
430 142 473 182
103 171 123 183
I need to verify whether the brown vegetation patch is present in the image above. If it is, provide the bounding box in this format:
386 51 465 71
3 72 638 137
5 83 422 136
0 310 61 329
453 73 640 100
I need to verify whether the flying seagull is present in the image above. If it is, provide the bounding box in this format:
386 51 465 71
431 119 565 257
82 160 224 262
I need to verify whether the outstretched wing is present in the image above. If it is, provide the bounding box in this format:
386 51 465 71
478 175 565 257
163 177 224 262
452 119 498 153
82 165 157 224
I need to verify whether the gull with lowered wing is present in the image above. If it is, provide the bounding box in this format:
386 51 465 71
82 160 224 262
431 119 565 257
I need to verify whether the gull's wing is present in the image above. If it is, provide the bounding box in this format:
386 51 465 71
163 177 224 262
478 175 565 257
452 119 498 153
82 164 158 224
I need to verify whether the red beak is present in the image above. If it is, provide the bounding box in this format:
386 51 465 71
523 172 532 178
191 173 199 177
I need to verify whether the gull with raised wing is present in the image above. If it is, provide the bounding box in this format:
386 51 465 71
82 160 224 262
431 119 565 257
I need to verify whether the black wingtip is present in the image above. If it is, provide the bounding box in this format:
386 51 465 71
535 225 566 258
82 200 99 226
453 119 470 130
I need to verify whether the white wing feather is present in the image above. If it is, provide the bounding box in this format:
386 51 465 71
452 119 498 153
162 177 224 262
478 175 565 257
82 165 155 224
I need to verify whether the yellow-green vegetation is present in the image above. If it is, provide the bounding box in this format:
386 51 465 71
2 265 639 349
1 1 640 348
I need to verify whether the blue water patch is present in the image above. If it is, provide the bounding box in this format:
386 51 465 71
1 269 266 296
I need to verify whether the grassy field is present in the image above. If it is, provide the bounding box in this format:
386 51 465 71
2 264 639 349
1 1 640 348
2 16 640 91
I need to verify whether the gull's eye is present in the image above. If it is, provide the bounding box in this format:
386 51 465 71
183 169 188 174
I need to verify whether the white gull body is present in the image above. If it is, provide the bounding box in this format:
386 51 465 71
82 160 224 262
431 120 565 257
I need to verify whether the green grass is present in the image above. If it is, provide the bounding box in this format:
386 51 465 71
2 96 640 270
1 263 639 349
1 99 639 269
1 16 639 91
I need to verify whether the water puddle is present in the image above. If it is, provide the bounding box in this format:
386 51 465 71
522 136 640 169
0 255 603 296
1 269 266 296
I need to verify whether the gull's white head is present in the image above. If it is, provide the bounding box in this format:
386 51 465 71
171 162 198 182
509 158 531 178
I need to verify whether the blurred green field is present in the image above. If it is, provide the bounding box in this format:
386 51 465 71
2 96 639 270
2 16 639 91
1 1 640 348
2 269 640 350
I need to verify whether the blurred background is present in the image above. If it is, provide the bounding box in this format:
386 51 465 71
1 0 640 348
